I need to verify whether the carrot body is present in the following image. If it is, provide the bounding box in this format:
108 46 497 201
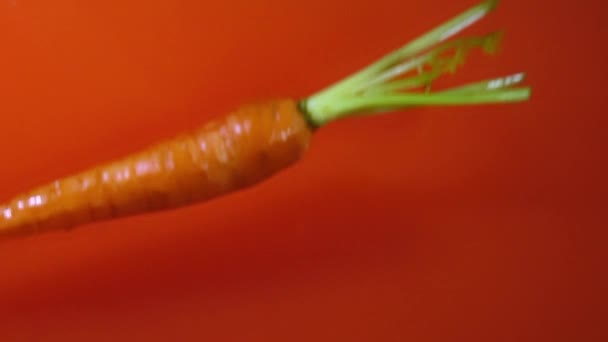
0 99 313 238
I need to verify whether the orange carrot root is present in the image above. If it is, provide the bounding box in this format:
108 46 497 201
0 99 312 239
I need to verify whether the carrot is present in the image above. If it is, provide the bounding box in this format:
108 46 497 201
0 99 312 238
0 0 531 240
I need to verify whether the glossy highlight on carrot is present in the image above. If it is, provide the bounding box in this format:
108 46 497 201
0 0 531 240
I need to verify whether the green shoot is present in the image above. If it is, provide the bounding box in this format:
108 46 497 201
438 72 527 95
363 31 504 95
302 0 531 127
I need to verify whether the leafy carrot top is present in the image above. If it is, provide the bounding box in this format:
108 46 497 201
302 0 531 127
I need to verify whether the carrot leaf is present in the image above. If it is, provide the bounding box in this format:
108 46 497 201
302 0 531 127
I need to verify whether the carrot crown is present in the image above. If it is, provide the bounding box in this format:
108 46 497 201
301 0 531 127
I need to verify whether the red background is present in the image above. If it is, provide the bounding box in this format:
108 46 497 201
1 0 606 341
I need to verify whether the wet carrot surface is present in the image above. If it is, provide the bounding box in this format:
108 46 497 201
0 0 605 341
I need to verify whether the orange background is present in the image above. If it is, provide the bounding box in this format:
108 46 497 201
0 0 606 341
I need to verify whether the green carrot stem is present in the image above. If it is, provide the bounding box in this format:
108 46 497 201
438 72 527 95
322 88 531 116
301 0 531 128
361 31 503 92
